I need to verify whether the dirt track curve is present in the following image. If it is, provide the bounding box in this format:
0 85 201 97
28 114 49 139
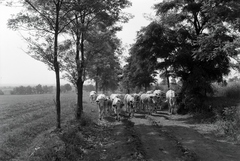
128 111 240 161
82 107 240 161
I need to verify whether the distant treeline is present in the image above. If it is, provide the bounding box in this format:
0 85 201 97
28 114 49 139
10 84 72 95
0 83 94 95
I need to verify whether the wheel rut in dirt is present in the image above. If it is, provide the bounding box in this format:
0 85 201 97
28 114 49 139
147 113 240 161
131 114 197 161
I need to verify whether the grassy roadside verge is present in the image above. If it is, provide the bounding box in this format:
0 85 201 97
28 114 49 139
20 115 145 161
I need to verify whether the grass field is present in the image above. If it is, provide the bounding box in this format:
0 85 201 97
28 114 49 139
0 91 97 161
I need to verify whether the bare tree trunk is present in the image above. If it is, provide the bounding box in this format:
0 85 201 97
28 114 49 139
54 2 61 129
54 65 61 128
75 31 85 119
76 77 83 119
167 76 170 89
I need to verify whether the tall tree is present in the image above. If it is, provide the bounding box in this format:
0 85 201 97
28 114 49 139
8 0 72 128
85 29 122 93
62 0 131 119
122 40 157 92
153 0 240 96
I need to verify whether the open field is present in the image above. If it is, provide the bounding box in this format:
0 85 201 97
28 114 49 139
0 92 96 160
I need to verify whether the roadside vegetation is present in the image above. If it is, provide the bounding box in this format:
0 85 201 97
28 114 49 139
209 81 240 141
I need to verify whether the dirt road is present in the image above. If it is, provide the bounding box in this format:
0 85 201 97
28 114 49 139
128 111 240 161
86 110 240 161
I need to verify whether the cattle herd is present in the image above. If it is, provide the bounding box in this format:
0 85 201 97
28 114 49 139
89 89 176 121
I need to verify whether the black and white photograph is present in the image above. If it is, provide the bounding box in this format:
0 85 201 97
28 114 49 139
1 0 240 160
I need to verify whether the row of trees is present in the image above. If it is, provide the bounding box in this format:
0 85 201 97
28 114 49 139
122 0 240 111
9 83 72 95
10 84 54 95
6 0 131 128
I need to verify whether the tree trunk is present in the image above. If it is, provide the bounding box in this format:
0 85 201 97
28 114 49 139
165 67 170 89
55 66 61 128
167 76 170 89
75 30 85 119
76 77 83 119
54 2 61 129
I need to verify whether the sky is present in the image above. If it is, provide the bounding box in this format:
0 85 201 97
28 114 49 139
0 0 162 86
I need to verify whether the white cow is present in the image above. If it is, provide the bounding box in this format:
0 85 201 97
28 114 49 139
89 91 97 103
140 93 157 114
166 89 176 114
110 93 121 101
153 90 162 97
96 94 107 120
124 94 135 118
112 97 123 121
146 90 153 94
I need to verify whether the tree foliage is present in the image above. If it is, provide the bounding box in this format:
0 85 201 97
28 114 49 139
123 0 240 112
154 0 240 96
85 29 122 93
7 0 131 120
7 0 74 128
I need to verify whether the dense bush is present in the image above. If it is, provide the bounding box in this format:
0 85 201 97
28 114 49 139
215 106 240 141
209 81 240 141
213 81 240 98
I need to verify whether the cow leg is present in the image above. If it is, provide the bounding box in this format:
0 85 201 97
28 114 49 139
136 102 139 112
91 96 94 103
128 105 132 118
102 106 104 118
113 105 118 120
116 108 120 121
130 105 134 118
169 104 172 115
148 103 151 115
128 104 131 117
98 106 102 120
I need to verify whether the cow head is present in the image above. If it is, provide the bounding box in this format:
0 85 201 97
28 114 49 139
96 99 106 107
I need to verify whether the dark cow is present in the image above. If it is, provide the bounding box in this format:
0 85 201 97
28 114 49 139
153 89 164 110
105 96 112 114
